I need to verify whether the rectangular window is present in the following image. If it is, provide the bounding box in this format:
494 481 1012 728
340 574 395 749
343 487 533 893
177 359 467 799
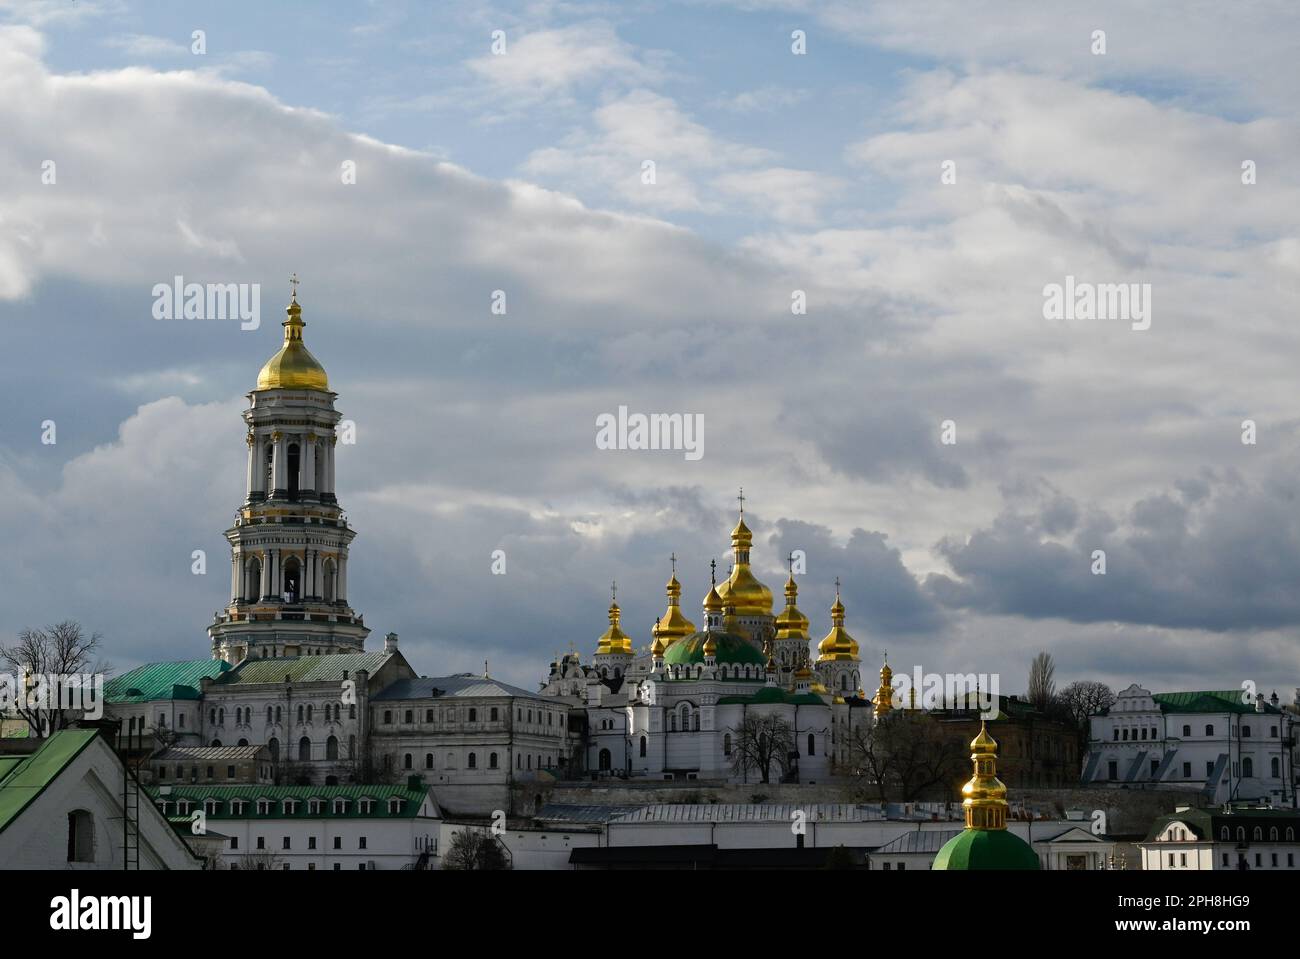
333 837 341 850
227 765 236 779
1183 762 1191 778
333 863 341 871
230 837 238 850
257 837 265 850
1222 853 1229 867
359 837 367 850
283 837 291 849
309 836 317 850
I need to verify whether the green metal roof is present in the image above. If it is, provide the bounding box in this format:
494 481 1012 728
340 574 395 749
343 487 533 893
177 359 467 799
215 652 391 686
932 828 1041 870
717 687 826 706
1153 691 1281 715
0 729 99 835
105 659 232 703
146 783 434 819
663 632 766 667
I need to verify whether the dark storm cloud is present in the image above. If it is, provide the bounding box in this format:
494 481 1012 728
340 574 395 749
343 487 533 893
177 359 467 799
927 462 1300 632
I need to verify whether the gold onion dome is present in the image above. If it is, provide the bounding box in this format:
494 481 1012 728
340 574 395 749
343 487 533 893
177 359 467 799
655 562 695 645
715 503 773 617
774 573 810 640
595 596 633 656
256 289 330 391
703 633 717 658
932 721 1040 870
651 619 665 658
816 583 860 662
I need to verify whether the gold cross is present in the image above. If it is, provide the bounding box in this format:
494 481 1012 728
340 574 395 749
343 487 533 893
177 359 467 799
737 487 745 516
670 552 677 575
610 580 617 603
289 272 299 301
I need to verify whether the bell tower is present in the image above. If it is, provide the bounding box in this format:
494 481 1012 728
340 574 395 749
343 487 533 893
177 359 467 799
209 281 369 663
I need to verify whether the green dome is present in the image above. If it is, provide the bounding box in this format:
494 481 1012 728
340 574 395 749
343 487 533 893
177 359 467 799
663 631 765 667
932 829 1040 871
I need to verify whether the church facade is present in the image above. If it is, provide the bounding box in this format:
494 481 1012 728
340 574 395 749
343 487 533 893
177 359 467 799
539 508 882 784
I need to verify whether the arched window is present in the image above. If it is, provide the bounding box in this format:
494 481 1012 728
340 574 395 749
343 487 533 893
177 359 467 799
490 752 499 769
298 737 311 762
264 441 274 492
403 753 412 770
639 736 647 757
326 736 339 760
348 735 356 759
680 704 690 731
238 738 249 747
268 737 279 761
218 708 224 725
1270 827 1279 840
67 810 94 862
467 753 477 769
1272 758 1281 777
1288 828 1295 841
211 739 221 747
323 560 337 603
598 748 611 771
1243 725 1252 737
1253 826 1263 840
425 753 433 769
209 708 216 725
1243 757 1254 778
490 707 499 722
1221 827 1230 841
1206 724 1214 736
1237 827 1246 841
349 704 356 719
669 714 676 732
282 555 301 602
314 441 325 492
808 733 815 756
246 556 262 601
297 705 304 723
724 733 732 756
468 708 477 722
306 704 313 722
266 706 273 724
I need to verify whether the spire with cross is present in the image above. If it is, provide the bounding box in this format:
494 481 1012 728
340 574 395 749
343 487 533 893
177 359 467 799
737 486 745 517
670 552 677 576
289 271 299 302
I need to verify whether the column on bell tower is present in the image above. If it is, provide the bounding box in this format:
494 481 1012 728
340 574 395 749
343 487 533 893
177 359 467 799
301 434 317 498
245 432 262 501
271 432 288 498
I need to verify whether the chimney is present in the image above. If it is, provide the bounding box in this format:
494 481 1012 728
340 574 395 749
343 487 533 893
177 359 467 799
384 632 399 653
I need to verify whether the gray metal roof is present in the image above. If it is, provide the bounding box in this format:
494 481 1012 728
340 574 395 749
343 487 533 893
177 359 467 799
606 803 898 824
374 674 546 702
873 829 962 854
152 745 267 761
535 803 631 824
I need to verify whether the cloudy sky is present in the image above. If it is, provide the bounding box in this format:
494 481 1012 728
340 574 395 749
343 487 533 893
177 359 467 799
1 0 1298 701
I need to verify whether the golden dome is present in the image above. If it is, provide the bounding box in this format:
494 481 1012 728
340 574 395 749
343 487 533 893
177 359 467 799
716 504 773 617
655 565 695 645
872 653 894 718
595 599 634 656
774 574 810 640
961 721 1009 830
703 581 723 613
816 584 860 662
703 633 717 658
256 293 330 391
651 622 666 658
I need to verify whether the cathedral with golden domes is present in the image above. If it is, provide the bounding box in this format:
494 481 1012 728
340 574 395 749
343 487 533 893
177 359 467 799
540 501 892 782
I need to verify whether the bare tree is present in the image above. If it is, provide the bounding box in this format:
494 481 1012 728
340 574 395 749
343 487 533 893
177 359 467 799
848 712 969 803
0 621 112 737
729 713 795 784
1027 651 1056 712
1058 679 1116 757
442 829 509 870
